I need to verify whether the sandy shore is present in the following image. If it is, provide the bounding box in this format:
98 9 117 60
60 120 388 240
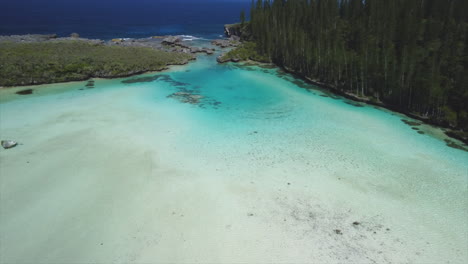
1 58 467 263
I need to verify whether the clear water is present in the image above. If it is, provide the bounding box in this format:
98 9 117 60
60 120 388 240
0 48 467 263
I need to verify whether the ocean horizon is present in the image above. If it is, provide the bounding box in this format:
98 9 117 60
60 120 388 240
0 0 251 39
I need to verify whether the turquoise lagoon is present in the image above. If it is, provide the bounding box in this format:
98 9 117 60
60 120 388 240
0 49 467 263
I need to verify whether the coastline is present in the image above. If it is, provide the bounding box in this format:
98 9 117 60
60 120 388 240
1 54 466 262
217 56 468 147
0 66 187 94
220 24 468 146
1 30 466 146
0 34 213 88
280 66 468 146
0 59 194 90
1 3 467 262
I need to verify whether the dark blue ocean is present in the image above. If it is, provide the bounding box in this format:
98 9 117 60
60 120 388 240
0 0 251 39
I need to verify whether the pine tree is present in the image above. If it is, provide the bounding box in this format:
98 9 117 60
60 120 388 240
245 0 468 129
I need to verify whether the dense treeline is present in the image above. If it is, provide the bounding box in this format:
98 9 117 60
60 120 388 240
248 0 468 129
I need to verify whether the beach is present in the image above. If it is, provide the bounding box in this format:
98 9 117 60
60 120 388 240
1 53 467 263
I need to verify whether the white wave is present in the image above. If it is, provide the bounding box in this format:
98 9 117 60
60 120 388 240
178 35 209 41
179 35 196 41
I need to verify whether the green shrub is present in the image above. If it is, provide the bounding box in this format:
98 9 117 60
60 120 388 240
0 41 192 86
221 42 270 63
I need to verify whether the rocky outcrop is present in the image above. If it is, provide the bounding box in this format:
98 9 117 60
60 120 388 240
224 23 251 40
188 47 215 55
211 39 241 48
162 36 182 45
216 53 241 63
0 33 225 87
224 24 242 38
1 33 214 56
157 36 214 55
216 54 231 63
203 49 214 55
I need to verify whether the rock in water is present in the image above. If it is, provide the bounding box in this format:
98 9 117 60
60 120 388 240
1 140 18 149
16 89 33 95
162 36 182 45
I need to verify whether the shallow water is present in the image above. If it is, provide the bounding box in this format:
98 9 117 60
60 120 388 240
1 49 467 263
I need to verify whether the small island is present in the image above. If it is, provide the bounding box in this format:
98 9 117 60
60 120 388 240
0 34 217 87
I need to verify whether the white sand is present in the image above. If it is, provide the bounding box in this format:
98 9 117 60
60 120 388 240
1 68 467 263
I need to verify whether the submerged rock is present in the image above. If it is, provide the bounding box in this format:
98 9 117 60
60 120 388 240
402 119 421 126
85 80 95 88
444 139 468 152
334 229 343 235
1 140 18 149
345 101 364 107
122 75 162 84
16 89 33 95
167 92 204 105
445 130 468 145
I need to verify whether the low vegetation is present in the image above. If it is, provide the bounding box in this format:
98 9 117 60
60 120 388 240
0 40 193 86
220 42 270 63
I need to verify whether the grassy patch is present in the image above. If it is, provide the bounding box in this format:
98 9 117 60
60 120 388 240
0 41 192 86
220 42 270 63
